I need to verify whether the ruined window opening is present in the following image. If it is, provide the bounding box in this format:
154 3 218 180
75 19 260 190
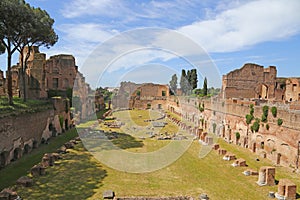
280 84 286 89
53 67 59 74
63 79 69 89
53 78 59 89
162 91 166 96
292 84 297 92
282 95 284 100
261 142 264 149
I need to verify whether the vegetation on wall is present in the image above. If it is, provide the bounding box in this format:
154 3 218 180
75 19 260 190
261 105 269 122
212 123 217 133
251 118 260 132
271 106 277 118
277 118 283 126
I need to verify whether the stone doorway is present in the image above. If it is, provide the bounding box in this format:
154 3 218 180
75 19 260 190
0 151 8 168
261 84 268 99
23 144 31 154
277 153 281 165
65 119 68 130
13 147 22 161
252 142 256 152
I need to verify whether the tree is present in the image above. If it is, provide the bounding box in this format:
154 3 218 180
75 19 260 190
0 0 28 105
180 69 189 95
169 74 178 95
203 77 208 96
16 6 58 101
190 69 198 89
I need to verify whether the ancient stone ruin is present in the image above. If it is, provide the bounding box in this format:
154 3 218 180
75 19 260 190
275 179 297 200
257 166 275 186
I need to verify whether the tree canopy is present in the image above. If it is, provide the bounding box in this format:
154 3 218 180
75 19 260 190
169 74 178 95
0 0 58 103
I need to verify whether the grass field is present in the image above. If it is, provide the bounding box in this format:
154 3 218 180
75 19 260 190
0 97 52 118
13 138 300 200
0 128 78 190
6 110 300 199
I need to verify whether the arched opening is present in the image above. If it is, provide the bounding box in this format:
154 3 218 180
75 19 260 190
23 144 31 154
261 84 268 99
277 153 281 165
261 141 265 149
0 151 8 168
13 148 22 161
252 142 256 153
65 119 69 130
32 140 38 149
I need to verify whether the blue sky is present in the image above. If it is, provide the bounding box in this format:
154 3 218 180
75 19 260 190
1 0 300 88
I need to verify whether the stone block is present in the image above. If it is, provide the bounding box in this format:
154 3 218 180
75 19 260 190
103 190 115 199
16 176 33 187
212 143 219 150
218 148 227 155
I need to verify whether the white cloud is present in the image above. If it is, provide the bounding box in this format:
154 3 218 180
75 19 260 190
178 0 300 52
57 23 117 43
61 0 127 18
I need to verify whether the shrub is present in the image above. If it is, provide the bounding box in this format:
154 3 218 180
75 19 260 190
250 104 254 115
271 106 277 118
261 114 267 123
235 132 240 140
246 114 254 125
212 123 217 133
277 118 283 126
262 105 269 117
251 119 260 132
199 104 204 112
266 124 270 130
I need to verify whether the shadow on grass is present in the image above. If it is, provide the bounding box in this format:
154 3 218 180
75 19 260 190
107 132 144 149
79 130 144 151
0 128 78 191
15 143 107 200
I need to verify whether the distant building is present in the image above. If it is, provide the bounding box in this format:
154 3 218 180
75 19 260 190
221 63 300 103
129 83 169 109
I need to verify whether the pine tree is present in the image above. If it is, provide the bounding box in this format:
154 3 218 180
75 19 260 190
203 77 208 96
180 69 189 95
169 74 178 95
190 69 198 89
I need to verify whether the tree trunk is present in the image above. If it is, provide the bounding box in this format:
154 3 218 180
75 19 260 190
20 48 27 102
7 52 13 105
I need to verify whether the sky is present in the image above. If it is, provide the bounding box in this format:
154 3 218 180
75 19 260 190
1 0 300 88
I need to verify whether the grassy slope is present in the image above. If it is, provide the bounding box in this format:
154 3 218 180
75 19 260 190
0 129 78 190
0 97 52 118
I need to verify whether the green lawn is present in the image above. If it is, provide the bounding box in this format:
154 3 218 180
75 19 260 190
0 97 52 118
6 109 300 199
0 128 78 190
12 137 300 200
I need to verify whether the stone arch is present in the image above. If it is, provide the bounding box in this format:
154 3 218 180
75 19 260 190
65 119 69 130
0 151 9 168
32 140 38 149
13 147 22 161
261 84 269 99
23 144 31 155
